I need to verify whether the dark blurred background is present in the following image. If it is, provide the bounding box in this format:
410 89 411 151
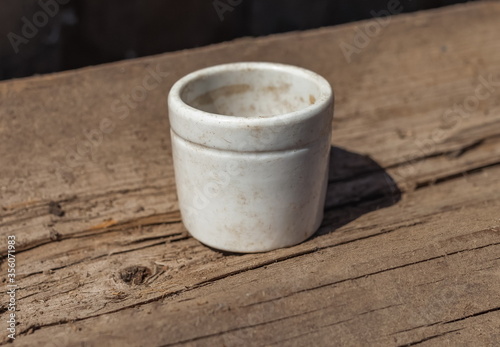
0 0 475 81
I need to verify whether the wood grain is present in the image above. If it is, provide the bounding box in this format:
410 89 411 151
1 1 499 346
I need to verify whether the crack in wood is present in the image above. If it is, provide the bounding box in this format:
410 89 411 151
390 321 442 336
0 184 167 221
387 135 499 171
158 305 331 346
415 160 500 190
243 241 500 308
161 304 403 346
330 134 500 184
0 211 182 257
445 139 485 159
18 234 190 280
400 328 464 346
443 306 500 325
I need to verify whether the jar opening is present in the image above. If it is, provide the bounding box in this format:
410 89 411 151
180 67 323 118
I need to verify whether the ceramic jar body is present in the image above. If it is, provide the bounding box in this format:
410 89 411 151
168 62 333 252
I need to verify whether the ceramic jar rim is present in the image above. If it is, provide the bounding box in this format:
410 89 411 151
168 62 334 152
168 62 332 125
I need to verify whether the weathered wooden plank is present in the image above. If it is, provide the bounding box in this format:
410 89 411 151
1 1 500 346
9 169 500 345
11 161 500 344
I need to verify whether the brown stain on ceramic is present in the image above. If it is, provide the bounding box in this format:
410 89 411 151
264 83 291 94
192 84 251 105
309 95 316 104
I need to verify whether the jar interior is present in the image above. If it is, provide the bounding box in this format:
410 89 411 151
180 67 323 117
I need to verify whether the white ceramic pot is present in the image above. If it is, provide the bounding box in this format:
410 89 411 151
168 62 333 253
